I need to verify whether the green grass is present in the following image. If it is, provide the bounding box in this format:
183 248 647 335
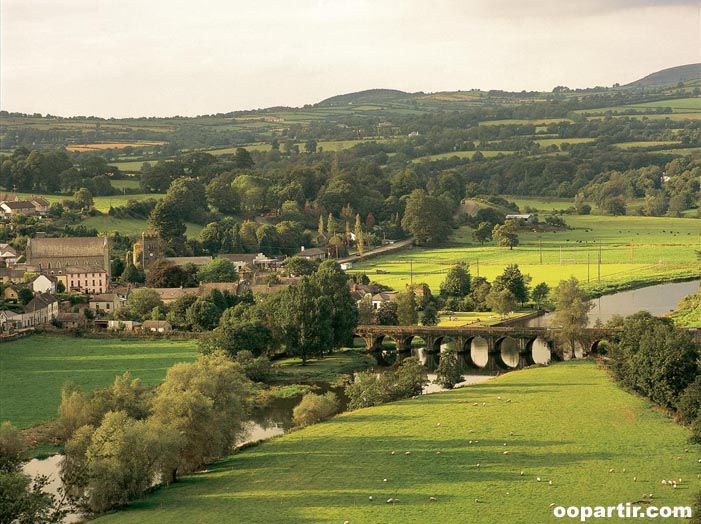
110 179 142 190
90 361 701 524
81 216 202 237
349 214 701 294
13 191 163 213
272 348 375 383
0 335 198 429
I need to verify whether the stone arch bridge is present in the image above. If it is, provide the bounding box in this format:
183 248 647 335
354 325 620 371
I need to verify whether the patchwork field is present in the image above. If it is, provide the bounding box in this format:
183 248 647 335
89 361 701 524
349 214 700 295
0 336 198 429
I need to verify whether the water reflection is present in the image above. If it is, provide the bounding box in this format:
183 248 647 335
524 280 699 327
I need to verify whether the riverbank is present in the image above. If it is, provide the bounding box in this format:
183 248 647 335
88 360 701 524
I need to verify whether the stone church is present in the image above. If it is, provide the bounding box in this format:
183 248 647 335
26 236 111 278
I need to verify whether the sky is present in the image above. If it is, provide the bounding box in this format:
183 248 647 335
1 0 700 118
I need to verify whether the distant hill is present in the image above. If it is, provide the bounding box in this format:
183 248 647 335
317 89 413 106
626 63 701 87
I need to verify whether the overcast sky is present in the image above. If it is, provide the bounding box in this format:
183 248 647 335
1 0 699 117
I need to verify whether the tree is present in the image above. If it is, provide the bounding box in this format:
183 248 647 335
440 262 471 297
283 256 318 276
434 350 463 389
234 147 254 168
354 214 364 255
116 288 164 321
492 220 519 250
186 297 222 331
396 289 418 325
73 187 94 210
377 301 399 325
163 177 208 223
421 302 439 326
551 277 593 358
608 312 699 409
200 306 273 357
150 352 252 477
401 189 452 245
120 262 144 284
275 277 333 364
148 201 186 245
493 264 529 304
486 288 517 318
472 221 493 245
145 259 196 288
357 295 376 324
18 288 34 305
197 258 238 283
531 282 550 309
205 176 239 215
310 260 359 344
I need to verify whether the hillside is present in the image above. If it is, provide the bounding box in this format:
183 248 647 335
627 63 701 87
90 361 701 524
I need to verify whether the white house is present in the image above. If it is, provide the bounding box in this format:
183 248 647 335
32 274 56 294
0 244 18 266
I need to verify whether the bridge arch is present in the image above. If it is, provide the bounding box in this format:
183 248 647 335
432 335 458 354
495 336 521 369
464 335 489 369
526 336 552 366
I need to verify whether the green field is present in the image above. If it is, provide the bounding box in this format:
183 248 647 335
412 150 514 162
0 336 198 429
349 214 701 295
13 191 163 213
90 361 701 524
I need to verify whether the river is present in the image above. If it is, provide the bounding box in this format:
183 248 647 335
523 279 699 328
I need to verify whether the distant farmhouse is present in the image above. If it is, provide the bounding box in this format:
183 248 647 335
505 214 535 225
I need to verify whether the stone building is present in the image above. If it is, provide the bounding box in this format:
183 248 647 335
26 236 110 278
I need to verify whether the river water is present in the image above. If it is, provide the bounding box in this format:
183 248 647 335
524 279 699 328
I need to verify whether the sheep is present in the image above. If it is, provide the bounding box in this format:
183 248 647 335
661 480 667 485
503 451 511 455
548 480 553 486
474 498 482 503
472 402 479 406
404 451 412 456
536 477 541 482
633 476 637 482
386 498 399 504
368 496 373 501
436 422 441 427
476 463 481 469
520 471 524 476
383 478 388 483
497 396 502 400
505 399 512 403
391 451 395 455
429 496 437 502
609 468 615 473
436 451 441 455
482 402 486 407
549 503 556 508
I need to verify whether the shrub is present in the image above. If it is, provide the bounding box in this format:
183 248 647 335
677 376 701 424
292 392 339 427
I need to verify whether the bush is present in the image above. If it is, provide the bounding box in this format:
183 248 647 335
292 392 339 427
690 417 701 445
345 357 428 409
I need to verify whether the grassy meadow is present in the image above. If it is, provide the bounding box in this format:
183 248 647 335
349 213 700 295
90 361 701 524
0 336 198 429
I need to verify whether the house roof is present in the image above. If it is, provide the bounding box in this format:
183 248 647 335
2 201 36 210
89 293 119 302
28 196 50 206
0 244 17 257
151 287 195 301
199 282 240 294
219 253 258 265
25 292 57 312
165 256 212 267
28 237 107 258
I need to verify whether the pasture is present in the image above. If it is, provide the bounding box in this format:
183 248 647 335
89 361 701 524
349 214 700 295
0 336 198 429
